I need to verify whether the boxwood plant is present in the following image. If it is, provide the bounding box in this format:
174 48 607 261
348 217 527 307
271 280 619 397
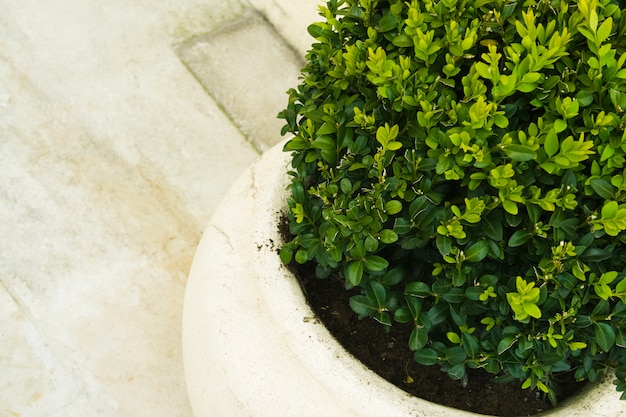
278 0 626 404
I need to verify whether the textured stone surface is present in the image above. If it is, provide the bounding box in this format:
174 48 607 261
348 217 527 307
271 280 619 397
177 11 304 151
0 0 315 415
248 0 322 56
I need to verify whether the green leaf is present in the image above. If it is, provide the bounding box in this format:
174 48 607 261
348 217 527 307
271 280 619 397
575 90 594 107
601 200 618 219
374 311 392 326
554 119 567 133
307 23 326 39
617 328 626 348
394 307 412 323
427 304 450 326
502 200 518 215
369 281 387 308
580 247 612 262
544 130 559 157
465 287 484 301
379 14 399 32
597 17 613 43
405 281 431 297
312 136 336 150
364 255 389 272
279 246 293 264
523 303 542 318
414 348 439 365
595 283 613 300
445 346 467 365
494 114 509 128
349 295 376 316
295 249 309 264
386 141 403 151
447 363 467 380
483 215 503 241
379 229 399 244
442 288 466 303
465 240 490 262
502 144 535 161
317 122 338 135
462 333 481 358
590 178 616 199
409 327 429 351
594 322 616 351
508 230 532 247
497 336 518 354
385 200 403 215
447 332 461 344
346 260 364 286
599 271 619 284
392 34 413 47
475 62 494 81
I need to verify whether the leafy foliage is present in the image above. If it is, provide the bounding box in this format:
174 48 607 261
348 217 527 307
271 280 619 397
279 0 626 404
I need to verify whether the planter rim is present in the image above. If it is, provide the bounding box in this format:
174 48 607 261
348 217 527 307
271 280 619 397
182 141 626 417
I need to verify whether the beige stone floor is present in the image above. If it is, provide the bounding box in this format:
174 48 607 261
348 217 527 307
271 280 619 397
0 0 318 415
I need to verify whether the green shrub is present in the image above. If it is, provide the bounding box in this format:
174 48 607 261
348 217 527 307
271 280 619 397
279 0 626 403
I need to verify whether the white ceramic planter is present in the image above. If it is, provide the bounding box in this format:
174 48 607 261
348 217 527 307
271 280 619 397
182 142 626 417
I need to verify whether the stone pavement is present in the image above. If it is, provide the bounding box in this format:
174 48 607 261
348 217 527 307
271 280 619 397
0 0 319 416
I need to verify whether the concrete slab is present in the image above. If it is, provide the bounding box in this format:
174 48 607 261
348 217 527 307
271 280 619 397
0 0 324 415
248 0 323 56
0 286 88 417
0 0 263 416
177 11 304 151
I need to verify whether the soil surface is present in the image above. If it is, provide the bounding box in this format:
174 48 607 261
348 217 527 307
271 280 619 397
288 259 587 417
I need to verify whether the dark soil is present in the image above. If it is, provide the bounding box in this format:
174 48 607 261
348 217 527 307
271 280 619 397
284 253 587 416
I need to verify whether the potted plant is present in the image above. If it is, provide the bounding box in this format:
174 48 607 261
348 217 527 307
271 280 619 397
279 0 626 409
183 0 626 415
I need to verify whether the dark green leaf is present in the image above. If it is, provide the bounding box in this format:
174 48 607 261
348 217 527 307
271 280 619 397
427 304 449 326
374 311 392 326
369 281 387 308
497 336 518 355
307 23 326 39
394 307 412 323
349 295 376 316
580 247 612 262
447 363 467 380
346 260 364 286
590 178 615 199
462 333 480 358
414 348 439 365
465 240 490 262
312 136 336 150
380 268 404 286
409 327 429 350
445 346 467 365
364 255 389 272
483 214 503 241
465 287 484 301
508 230 532 247
405 281 431 297
594 322 616 351
442 288 465 304
377 14 399 32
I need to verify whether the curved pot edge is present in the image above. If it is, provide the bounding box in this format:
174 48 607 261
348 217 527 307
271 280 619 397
182 141 626 417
